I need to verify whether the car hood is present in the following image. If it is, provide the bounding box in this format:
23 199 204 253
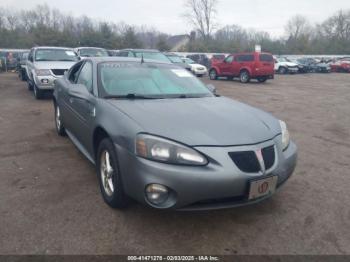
108 97 281 146
33 61 77 70
191 63 207 69
278 62 298 67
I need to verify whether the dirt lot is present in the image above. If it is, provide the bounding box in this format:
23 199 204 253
0 72 349 255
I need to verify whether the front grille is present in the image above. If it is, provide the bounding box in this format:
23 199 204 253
229 145 275 173
51 69 67 76
229 151 261 173
262 146 275 170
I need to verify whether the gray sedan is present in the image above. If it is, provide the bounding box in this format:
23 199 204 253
53 57 297 211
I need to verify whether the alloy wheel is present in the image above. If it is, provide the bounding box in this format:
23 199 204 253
100 150 115 197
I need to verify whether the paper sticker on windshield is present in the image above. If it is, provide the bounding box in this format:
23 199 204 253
65 51 76 56
171 69 194 78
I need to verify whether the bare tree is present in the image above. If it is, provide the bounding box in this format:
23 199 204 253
183 0 218 39
285 15 312 40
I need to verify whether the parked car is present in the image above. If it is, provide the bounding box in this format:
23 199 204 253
187 54 210 68
209 52 275 83
182 57 208 77
53 57 297 210
297 58 331 73
74 47 109 58
330 57 350 73
27 47 80 99
274 57 299 74
17 51 29 81
107 50 119 56
117 49 171 63
288 58 310 73
164 53 192 72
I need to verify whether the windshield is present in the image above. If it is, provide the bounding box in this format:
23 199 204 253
167 55 183 63
80 48 109 57
98 62 213 99
277 57 290 62
35 49 79 62
183 58 195 64
134 52 170 63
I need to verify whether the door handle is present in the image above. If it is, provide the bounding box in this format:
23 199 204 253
69 97 74 104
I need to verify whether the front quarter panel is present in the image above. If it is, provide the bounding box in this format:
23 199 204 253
94 100 144 154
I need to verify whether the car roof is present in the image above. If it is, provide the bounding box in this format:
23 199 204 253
119 49 161 53
33 46 75 51
86 56 172 65
75 47 107 50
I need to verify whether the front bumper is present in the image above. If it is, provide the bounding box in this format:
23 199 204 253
34 75 60 90
192 68 208 76
117 136 297 211
288 67 299 73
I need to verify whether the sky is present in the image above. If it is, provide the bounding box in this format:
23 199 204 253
1 0 350 37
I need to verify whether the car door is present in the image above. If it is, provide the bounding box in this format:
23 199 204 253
220 55 234 76
66 61 96 155
58 61 85 130
232 55 244 76
26 49 34 82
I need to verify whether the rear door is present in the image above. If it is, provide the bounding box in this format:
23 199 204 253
26 49 35 82
258 54 274 75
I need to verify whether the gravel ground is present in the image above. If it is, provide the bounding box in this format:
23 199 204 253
0 72 349 255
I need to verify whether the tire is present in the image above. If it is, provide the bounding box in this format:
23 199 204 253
239 70 250 83
54 103 66 136
257 77 267 83
209 69 218 80
97 138 129 209
27 80 33 91
278 67 287 74
33 83 44 99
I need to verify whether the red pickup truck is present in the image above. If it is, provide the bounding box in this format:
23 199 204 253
209 52 275 83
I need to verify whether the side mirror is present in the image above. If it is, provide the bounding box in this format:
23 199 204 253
207 84 217 95
68 84 90 100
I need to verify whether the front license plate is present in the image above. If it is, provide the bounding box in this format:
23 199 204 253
249 176 278 200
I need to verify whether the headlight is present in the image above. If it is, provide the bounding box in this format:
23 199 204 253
136 134 208 166
279 120 290 151
35 69 51 76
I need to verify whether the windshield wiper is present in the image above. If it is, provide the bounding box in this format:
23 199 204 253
104 94 163 100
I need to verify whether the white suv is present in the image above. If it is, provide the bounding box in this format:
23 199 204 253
274 57 299 74
27 47 79 99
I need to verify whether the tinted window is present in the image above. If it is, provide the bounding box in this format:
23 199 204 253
225 56 234 63
98 62 213 98
236 55 254 62
35 49 78 62
133 52 170 62
79 48 109 57
259 54 273 62
77 62 93 92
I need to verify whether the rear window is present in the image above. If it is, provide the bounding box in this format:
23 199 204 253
236 55 254 62
259 54 273 62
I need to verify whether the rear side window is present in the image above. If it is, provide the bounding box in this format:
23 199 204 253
259 54 273 62
235 55 254 62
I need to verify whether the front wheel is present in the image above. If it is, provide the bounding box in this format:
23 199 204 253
209 69 218 80
33 84 44 99
278 67 287 74
27 80 33 91
54 103 66 136
97 138 129 209
239 70 250 83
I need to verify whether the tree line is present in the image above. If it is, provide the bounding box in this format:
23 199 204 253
0 3 350 55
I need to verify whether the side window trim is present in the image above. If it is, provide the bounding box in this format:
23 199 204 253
68 61 84 84
76 61 93 93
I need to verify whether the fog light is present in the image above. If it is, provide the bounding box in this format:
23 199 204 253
41 79 49 84
145 184 169 205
